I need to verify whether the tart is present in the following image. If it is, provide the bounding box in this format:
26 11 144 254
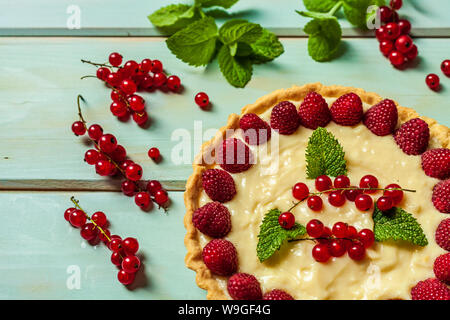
184 83 450 300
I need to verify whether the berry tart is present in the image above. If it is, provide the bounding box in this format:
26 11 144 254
184 83 450 300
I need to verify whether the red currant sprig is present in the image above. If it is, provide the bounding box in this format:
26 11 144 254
66 197 142 285
71 95 169 211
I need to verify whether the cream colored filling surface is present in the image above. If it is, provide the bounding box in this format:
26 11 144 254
197 99 446 300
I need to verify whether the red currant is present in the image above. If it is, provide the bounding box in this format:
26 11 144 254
167 75 181 92
441 60 450 77
71 121 86 136
395 35 413 53
91 211 107 228
148 147 160 160
379 40 394 56
383 184 403 205
348 242 366 260
110 101 128 117
95 160 115 176
109 236 122 252
122 237 139 255
405 44 418 60
120 79 137 95
153 72 167 87
135 191 151 209
328 191 346 207
329 239 346 257
96 67 111 81
359 175 378 193
375 26 388 42
278 212 295 229
140 59 152 73
358 229 375 248
88 124 103 140
125 163 142 181
141 75 154 89
147 180 162 195
121 180 137 196
122 255 141 273
332 222 348 238
195 92 210 109
292 182 309 201
307 196 323 211
334 175 350 189
390 0 402 10
346 226 358 239
69 209 86 228
117 269 135 285
64 208 75 222
344 187 362 202
84 149 100 165
384 22 400 40
379 6 393 23
110 145 126 162
355 194 373 211
123 60 139 76
312 244 331 262
397 19 411 35
320 227 332 240
132 111 148 126
98 134 118 153
119 159 134 171
106 72 121 87
128 95 145 112
389 51 406 67
80 223 98 241
109 52 123 67
306 219 324 238
426 73 440 90
151 60 163 73
155 189 169 205
98 228 111 243
111 252 123 266
315 175 332 192
377 196 394 211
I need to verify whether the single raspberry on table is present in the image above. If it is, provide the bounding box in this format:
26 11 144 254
330 92 363 126
262 289 294 300
270 101 300 135
363 99 398 136
433 253 450 284
192 202 231 238
201 169 236 203
239 113 271 145
202 239 238 276
411 278 450 300
394 118 430 155
216 138 253 173
436 218 450 251
432 180 450 213
421 148 450 180
298 92 331 129
227 273 262 300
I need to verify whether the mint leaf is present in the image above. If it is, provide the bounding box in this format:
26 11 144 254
304 17 341 62
342 0 371 29
250 29 284 63
219 19 263 45
257 209 306 262
303 0 340 12
148 4 200 34
305 127 347 179
204 8 232 18
196 0 239 9
218 45 252 88
373 205 428 246
166 17 218 66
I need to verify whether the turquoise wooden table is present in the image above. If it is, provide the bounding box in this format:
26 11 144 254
0 0 449 299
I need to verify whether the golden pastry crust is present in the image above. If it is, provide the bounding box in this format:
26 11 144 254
183 83 450 300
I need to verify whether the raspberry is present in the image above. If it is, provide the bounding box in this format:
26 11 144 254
262 289 294 300
434 253 450 284
239 113 271 145
192 202 231 238
436 218 450 251
330 93 363 126
202 169 236 203
202 239 238 276
217 138 253 173
298 92 331 129
421 148 450 180
411 278 450 300
394 118 430 155
363 99 398 136
270 101 300 135
227 273 262 300
432 180 450 213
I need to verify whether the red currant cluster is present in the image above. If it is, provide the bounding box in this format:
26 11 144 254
64 197 142 285
292 174 413 212
375 1 417 68
71 95 169 210
82 52 181 126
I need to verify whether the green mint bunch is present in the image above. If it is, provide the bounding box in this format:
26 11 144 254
149 1 284 88
297 0 386 62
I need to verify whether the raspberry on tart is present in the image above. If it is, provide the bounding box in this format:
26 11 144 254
270 101 300 135
363 99 398 136
239 113 271 145
216 138 253 173
298 92 331 129
330 92 363 126
422 148 450 180
192 202 231 238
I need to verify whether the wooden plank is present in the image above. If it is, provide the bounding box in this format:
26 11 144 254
0 191 206 299
0 37 449 189
1 0 450 37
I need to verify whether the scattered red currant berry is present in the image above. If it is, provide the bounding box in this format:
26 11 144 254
441 60 450 77
380 40 394 56
121 180 137 196
117 269 135 285
307 196 323 211
348 242 366 260
334 175 350 189
359 175 379 193
355 194 373 211
426 73 440 90
148 147 160 160
151 60 163 73
195 92 210 109
139 59 152 73
358 229 375 248
278 212 295 229
377 196 394 211
96 67 111 81
397 19 411 35
71 121 86 136
328 191 346 207
292 182 309 201
69 209 87 228
147 180 162 196
155 189 169 205
383 184 403 205
88 124 103 140
167 75 181 92
98 134 118 153
315 175 332 192
91 211 107 228
109 52 123 67
384 23 400 40
312 244 331 262
389 50 405 67
122 237 139 255
125 163 143 181
153 72 167 88
120 79 137 95
390 0 402 10
344 187 363 202
122 255 141 273
134 191 151 209
128 95 145 112
332 222 348 238
395 35 414 54
329 239 346 257
307 219 324 238
111 252 123 266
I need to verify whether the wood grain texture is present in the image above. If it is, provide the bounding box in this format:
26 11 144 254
1 0 449 36
0 191 206 299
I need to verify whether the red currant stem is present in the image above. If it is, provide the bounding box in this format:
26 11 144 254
76 94 87 125
70 196 111 242
310 186 416 196
287 198 307 212
81 59 115 69
80 75 97 80
288 236 355 243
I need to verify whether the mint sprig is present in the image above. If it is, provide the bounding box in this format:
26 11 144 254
149 1 284 88
257 209 306 262
305 127 347 179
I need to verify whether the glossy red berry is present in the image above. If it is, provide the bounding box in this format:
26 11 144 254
119 159 134 171
344 187 362 202
98 228 111 243
334 175 350 189
117 269 135 285
292 182 309 200
328 191 346 207
195 92 210 109
355 194 373 211
155 189 169 205
307 196 323 211
69 209 86 227
80 223 98 241
153 72 167 87
375 26 388 42
395 35 414 53
111 252 123 266
120 79 137 95
121 180 137 196
64 208 75 222
390 0 402 10
125 163 143 181
315 175 332 192
135 191 151 209
110 101 128 117
329 239 346 257
167 75 181 92
128 95 145 112
278 212 295 229
98 134 118 153
359 175 379 193
346 226 358 239
405 44 418 60
380 40 394 56
71 121 86 136
122 60 139 75
332 222 348 238
383 184 403 205
441 60 450 77
84 149 100 165
110 145 126 162
377 196 394 211
398 19 411 35
147 180 162 196
96 67 111 81
140 58 152 73
148 147 160 160
122 237 139 255
348 242 366 260
358 229 375 248
106 72 121 87
91 211 107 228
141 75 154 89
312 244 331 262
389 51 406 67
307 219 324 238
109 236 122 252
109 52 123 67
88 124 103 140
426 73 440 90
132 111 148 126
150 60 163 73
379 6 393 23
122 255 141 273
385 23 400 40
